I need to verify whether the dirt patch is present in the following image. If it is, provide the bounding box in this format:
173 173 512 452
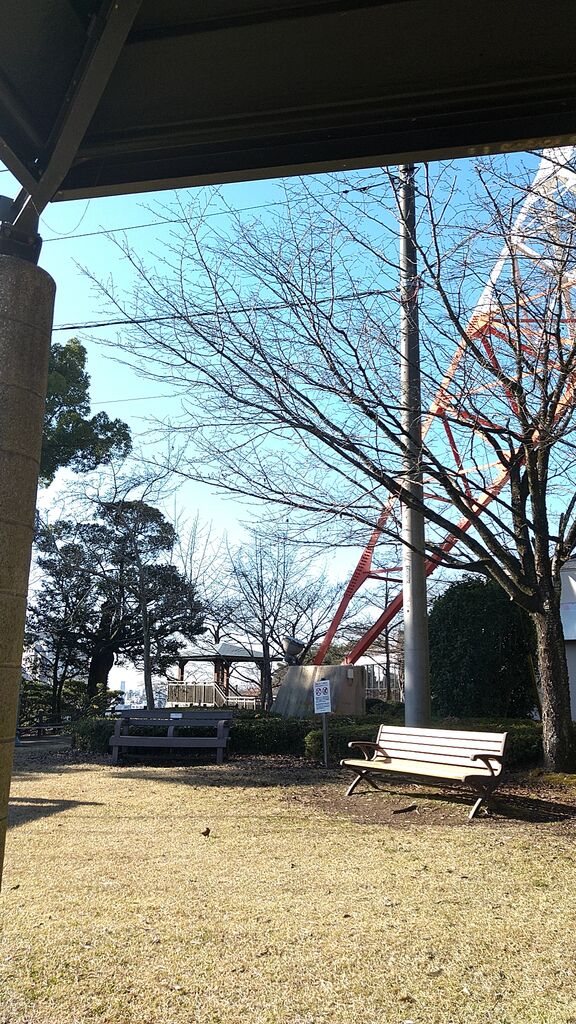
306 772 576 831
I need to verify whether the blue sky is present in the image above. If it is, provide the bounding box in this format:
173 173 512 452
0 163 291 539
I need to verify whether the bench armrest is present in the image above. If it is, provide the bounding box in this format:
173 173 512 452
347 741 389 761
470 752 503 777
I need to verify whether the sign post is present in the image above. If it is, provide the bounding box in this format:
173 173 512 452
313 678 332 768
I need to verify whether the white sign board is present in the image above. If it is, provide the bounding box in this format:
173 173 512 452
313 678 332 714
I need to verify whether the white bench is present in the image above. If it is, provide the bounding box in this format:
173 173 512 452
340 724 508 819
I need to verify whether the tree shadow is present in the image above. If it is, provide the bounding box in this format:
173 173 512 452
107 758 332 790
349 782 576 824
492 792 576 823
10 752 332 789
8 796 104 829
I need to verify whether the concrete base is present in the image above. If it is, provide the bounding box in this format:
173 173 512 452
273 664 366 718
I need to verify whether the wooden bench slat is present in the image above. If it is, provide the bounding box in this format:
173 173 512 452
377 725 506 744
377 726 506 748
372 742 504 763
110 736 228 749
341 757 497 781
124 709 234 719
377 735 505 753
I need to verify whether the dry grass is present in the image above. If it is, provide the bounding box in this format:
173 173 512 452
1 750 576 1024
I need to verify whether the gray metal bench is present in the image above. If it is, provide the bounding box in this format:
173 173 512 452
109 708 234 765
340 724 508 819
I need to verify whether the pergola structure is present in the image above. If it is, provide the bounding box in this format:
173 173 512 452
2 0 576 882
173 643 274 699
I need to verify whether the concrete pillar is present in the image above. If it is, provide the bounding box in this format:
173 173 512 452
0 255 55 885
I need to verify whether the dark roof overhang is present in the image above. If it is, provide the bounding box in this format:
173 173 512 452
2 1 576 211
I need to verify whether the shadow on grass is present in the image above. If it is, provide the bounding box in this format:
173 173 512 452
8 795 104 829
10 753 332 790
107 759 332 790
349 782 576 824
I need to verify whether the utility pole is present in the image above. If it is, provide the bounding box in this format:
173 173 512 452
398 164 431 727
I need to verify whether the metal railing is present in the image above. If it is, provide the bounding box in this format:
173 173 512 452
363 664 403 703
166 681 258 710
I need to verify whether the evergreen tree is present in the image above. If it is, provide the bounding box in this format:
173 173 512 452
428 577 537 719
28 503 204 711
41 338 132 484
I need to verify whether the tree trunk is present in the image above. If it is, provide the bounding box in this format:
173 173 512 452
532 603 574 771
87 647 114 699
260 636 273 711
141 604 155 710
138 566 155 710
51 656 61 717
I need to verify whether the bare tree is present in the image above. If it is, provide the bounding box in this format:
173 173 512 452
225 532 352 708
174 515 243 649
97 150 576 768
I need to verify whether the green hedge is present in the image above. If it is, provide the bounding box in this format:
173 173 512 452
70 711 316 757
72 717 116 754
71 708 546 769
229 714 313 755
305 716 544 769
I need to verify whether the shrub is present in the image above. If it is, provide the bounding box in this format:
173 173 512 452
365 699 404 719
428 577 537 718
304 715 544 769
71 717 116 754
71 710 315 758
229 713 313 756
434 716 544 769
71 706 546 771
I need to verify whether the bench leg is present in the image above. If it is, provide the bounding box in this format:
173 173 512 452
469 783 497 820
216 746 224 765
346 770 380 797
468 795 485 820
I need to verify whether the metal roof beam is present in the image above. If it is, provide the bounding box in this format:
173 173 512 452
30 0 142 213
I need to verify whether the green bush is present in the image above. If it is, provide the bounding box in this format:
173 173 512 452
229 713 313 756
428 577 537 718
364 699 404 719
304 715 544 769
71 706 547 771
305 721 380 761
434 717 544 769
71 717 116 754
71 710 315 758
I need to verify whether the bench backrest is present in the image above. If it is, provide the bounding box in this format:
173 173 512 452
376 725 507 772
120 708 234 721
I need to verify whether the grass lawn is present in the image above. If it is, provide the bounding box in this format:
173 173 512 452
2 747 576 1024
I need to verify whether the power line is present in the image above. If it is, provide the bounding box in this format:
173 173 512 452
91 392 176 405
40 186 350 244
52 285 397 332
